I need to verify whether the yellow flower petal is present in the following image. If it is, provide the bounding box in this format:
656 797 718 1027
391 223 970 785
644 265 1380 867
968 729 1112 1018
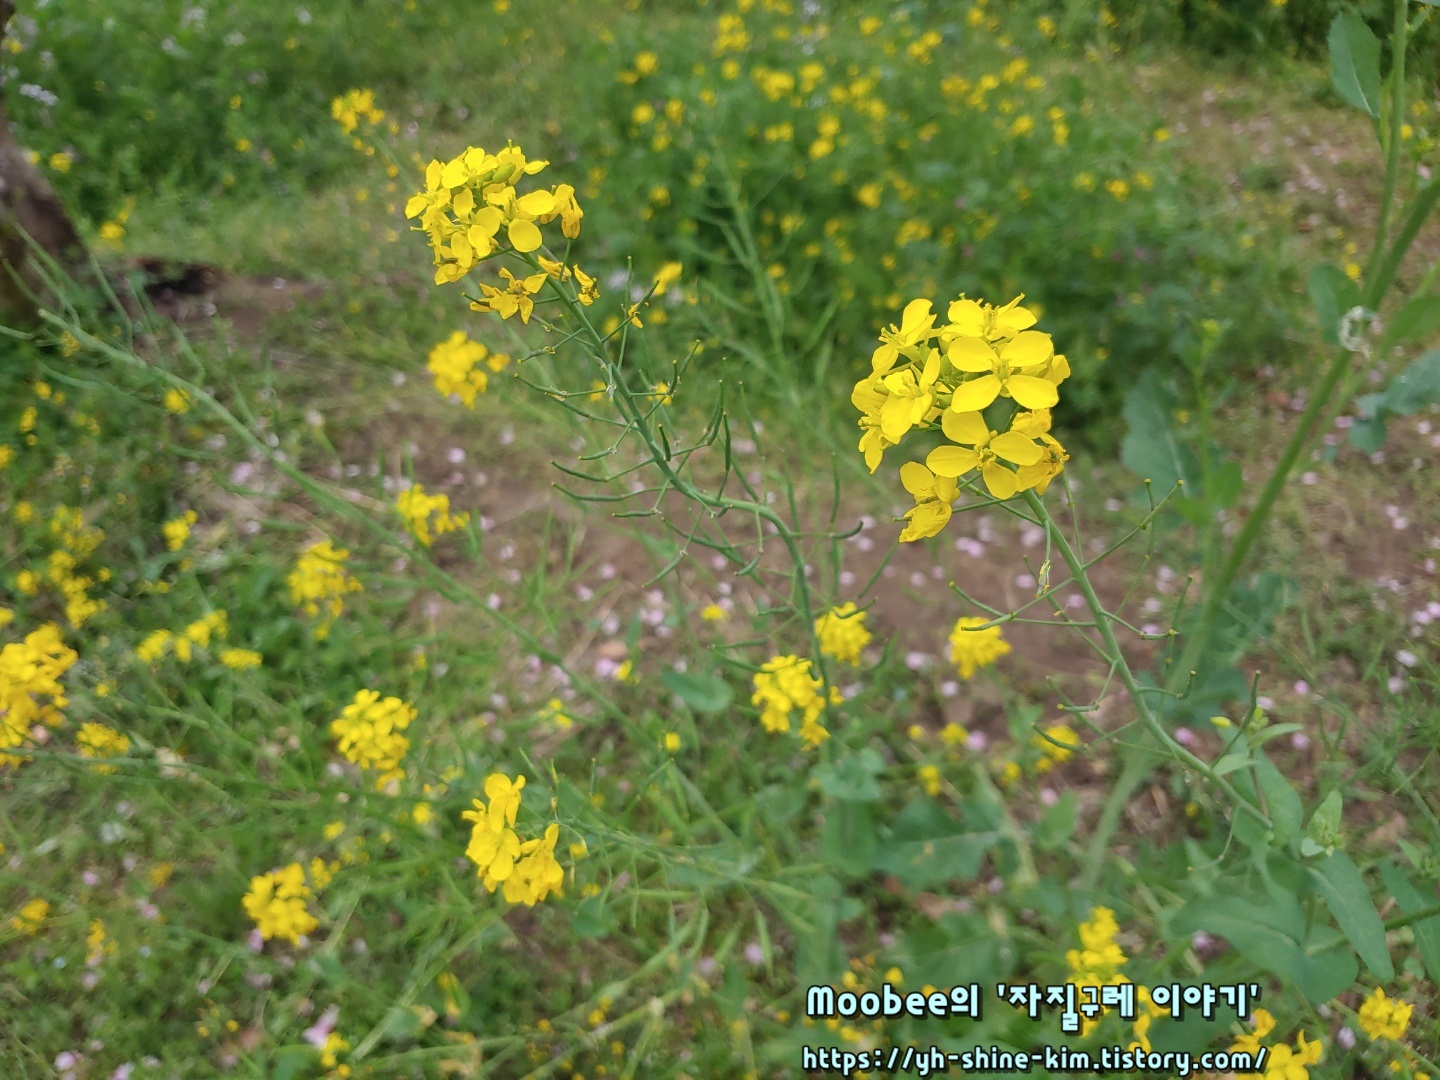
981 461 1019 499
991 431 1044 466
507 218 543 252
926 445 981 477
941 409 990 444
1000 330 1054 367
949 375 1001 413
1006 373 1060 409
948 336 998 372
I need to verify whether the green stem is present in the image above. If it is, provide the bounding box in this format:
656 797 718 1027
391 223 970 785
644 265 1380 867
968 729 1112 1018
1384 899 1440 929
537 259 830 680
1021 491 1269 892
1366 0 1410 286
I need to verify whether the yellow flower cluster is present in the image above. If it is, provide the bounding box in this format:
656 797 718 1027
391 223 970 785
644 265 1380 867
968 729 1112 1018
814 603 872 666
330 689 417 788
287 540 363 639
947 616 1010 680
76 722 131 774
853 297 1071 540
242 863 320 945
462 773 565 906
1062 907 1164 1044
1357 987 1413 1042
427 330 511 408
135 610 229 664
396 485 468 547
751 656 841 748
1030 724 1081 773
219 647 263 670
162 510 197 551
9 897 49 935
330 88 384 135
0 623 78 765
1067 907 1127 985
405 142 584 292
17 505 110 628
87 918 117 965
1231 1009 1323 1079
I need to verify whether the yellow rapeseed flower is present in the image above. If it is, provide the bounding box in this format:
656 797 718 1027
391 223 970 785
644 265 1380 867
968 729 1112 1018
243 863 318 944
751 655 840 747
287 540 363 637
76 722 130 773
815 603 872 665
331 689 417 788
10 897 49 934
1358 988 1414 1041
947 616 1010 680
396 485 468 547
1 624 78 764
427 330 506 407
162 510 198 551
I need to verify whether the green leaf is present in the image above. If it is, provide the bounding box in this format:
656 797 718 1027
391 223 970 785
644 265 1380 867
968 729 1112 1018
872 798 998 888
1328 11 1383 118
570 895 616 939
1348 416 1389 453
822 800 878 876
1306 789 1343 853
1172 894 1304 972
1212 753 1254 777
1119 369 1198 492
659 668 733 714
791 874 845 986
271 1049 311 1080
1309 264 1362 346
1379 862 1440 985
1173 894 1357 1002
896 913 1005 988
1310 852 1393 981
1381 350 1440 416
1254 755 1303 848
1034 790 1078 852
815 749 884 802
1385 296 1440 348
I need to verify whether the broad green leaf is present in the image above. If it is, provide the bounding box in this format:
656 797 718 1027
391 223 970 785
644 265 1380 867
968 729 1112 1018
1328 11 1383 117
1385 296 1440 348
1379 863 1440 986
1348 416 1388 452
1119 369 1199 492
1173 894 1305 975
659 668 733 713
791 874 844 986
1249 722 1304 748
1173 895 1356 1002
1296 938 1361 1002
1306 790 1343 853
897 914 1005 989
872 799 998 888
1254 755 1303 848
570 894 616 938
1382 350 1440 416
822 800 878 876
815 750 884 802
1310 852 1393 980
1034 789 1078 852
1212 753 1253 777
271 1049 310 1080
1309 264 1362 346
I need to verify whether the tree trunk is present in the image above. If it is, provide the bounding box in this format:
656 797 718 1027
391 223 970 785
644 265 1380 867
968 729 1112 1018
0 0 86 329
